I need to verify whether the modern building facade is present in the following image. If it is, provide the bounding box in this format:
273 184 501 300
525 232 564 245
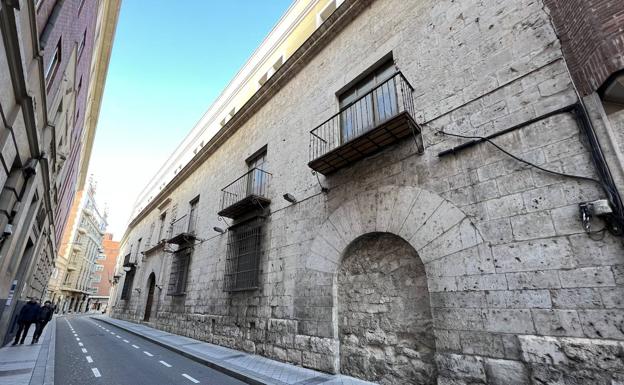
0 0 120 343
112 0 624 383
47 183 107 313
88 232 119 312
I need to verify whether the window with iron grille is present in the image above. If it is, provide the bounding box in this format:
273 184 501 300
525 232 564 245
120 268 135 300
224 217 264 291
168 247 190 295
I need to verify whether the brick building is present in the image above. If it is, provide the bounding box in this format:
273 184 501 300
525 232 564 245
112 0 624 383
0 0 120 344
89 232 119 313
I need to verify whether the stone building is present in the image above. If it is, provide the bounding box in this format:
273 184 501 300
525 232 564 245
0 0 120 343
88 232 119 312
112 0 624 383
47 183 107 313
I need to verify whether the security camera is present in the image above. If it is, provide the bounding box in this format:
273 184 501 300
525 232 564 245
3 224 13 237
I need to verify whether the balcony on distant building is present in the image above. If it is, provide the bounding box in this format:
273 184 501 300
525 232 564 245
166 213 197 245
218 168 271 219
308 72 422 175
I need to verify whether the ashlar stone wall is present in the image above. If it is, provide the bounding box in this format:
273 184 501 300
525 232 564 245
113 0 624 383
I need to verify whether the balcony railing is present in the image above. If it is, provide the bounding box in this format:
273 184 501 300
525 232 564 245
308 72 422 175
167 214 197 245
218 168 271 219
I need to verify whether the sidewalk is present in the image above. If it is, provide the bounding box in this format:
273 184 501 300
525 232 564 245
93 315 375 385
0 317 56 385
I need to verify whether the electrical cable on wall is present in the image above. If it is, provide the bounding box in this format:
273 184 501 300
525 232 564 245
438 129 624 236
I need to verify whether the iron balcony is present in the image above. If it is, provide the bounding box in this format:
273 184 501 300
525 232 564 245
308 72 422 175
167 214 198 245
218 168 271 219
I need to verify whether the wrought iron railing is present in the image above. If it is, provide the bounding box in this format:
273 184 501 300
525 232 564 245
219 168 272 212
224 217 264 291
168 214 197 240
309 72 416 161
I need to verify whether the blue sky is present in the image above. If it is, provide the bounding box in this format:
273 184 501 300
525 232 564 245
88 0 293 239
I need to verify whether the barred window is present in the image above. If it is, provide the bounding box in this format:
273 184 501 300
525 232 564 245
224 217 264 292
168 247 190 295
120 268 135 300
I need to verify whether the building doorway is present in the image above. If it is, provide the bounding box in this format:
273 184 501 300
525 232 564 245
337 232 436 384
144 273 156 322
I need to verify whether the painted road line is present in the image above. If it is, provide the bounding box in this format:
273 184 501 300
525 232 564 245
78 342 84 347
123 339 129 343
82 348 88 353
182 374 199 383
76 338 80 341
159 361 172 368
131 344 139 349
116 335 121 339
86 356 93 363
143 351 154 357
92 368 101 378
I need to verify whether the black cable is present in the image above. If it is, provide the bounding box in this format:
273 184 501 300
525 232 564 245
438 130 605 185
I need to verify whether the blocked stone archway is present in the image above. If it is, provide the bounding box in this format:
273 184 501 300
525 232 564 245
295 185 483 376
338 232 436 384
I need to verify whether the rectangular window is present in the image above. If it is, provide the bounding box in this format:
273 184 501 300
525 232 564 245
45 39 61 89
120 268 135 300
167 248 190 295
316 0 344 26
146 222 155 247
78 30 86 59
338 59 397 143
188 196 199 233
157 212 167 242
246 147 267 197
224 217 264 291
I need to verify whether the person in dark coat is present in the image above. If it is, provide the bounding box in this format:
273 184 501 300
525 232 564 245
33 300 54 343
11 298 40 345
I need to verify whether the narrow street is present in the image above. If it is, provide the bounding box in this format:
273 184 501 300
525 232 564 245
55 315 245 385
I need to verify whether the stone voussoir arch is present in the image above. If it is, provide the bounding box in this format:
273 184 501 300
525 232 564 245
305 184 484 275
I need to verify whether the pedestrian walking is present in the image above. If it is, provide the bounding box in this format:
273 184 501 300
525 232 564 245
32 300 54 343
11 298 40 345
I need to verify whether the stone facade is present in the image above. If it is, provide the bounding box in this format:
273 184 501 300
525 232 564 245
112 0 624 383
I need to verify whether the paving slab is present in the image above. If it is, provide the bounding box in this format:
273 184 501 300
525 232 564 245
0 317 55 385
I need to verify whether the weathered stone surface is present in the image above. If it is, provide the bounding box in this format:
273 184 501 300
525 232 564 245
484 358 529 385
338 233 436 384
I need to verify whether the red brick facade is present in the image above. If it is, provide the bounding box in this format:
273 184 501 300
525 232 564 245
545 0 624 95
94 233 120 297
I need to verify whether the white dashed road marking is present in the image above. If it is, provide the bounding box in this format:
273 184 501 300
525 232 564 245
76 338 80 341
82 348 88 353
123 339 129 343
143 351 154 357
116 335 121 339
86 356 93 363
132 344 139 349
92 368 101 378
182 374 199 383
159 360 172 368
78 342 83 347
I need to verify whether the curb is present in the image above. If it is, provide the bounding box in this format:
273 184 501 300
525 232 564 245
28 316 56 385
92 316 275 385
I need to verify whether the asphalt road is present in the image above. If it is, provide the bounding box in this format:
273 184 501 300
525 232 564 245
55 314 247 385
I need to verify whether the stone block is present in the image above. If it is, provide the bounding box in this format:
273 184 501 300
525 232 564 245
559 267 616 288
518 335 568 366
561 337 624 371
506 270 561 289
486 193 525 219
483 309 535 333
496 169 535 195
459 331 505 357
578 309 624 339
485 358 529 385
522 185 565 212
485 289 551 309
551 288 604 309
600 287 624 309
510 211 556 241
436 353 486 382
492 239 574 273
531 309 584 337
456 273 508 291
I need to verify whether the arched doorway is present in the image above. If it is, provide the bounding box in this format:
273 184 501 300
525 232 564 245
337 232 436 384
144 273 156 322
